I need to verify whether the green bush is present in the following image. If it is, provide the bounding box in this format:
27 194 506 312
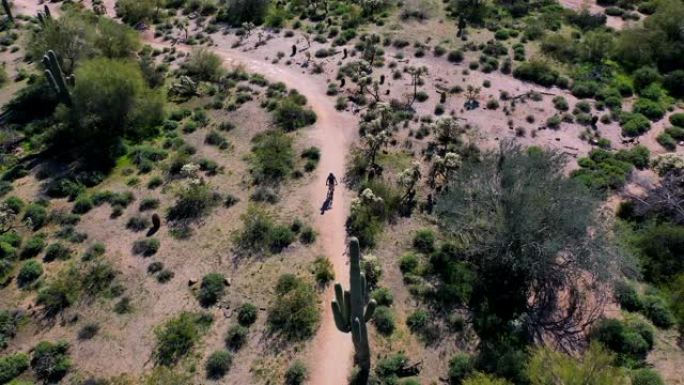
621 113 651 136
23 204 47 231
657 132 677 150
376 353 410 381
225 324 248 351
250 130 294 185
21 234 45 258
273 96 316 132
237 303 258 326
285 360 308 385
182 48 224 82
126 216 150 232
3 197 24 214
0 310 19 349
132 238 160 257
31 340 71 383
413 229 435 253
139 198 160 211
448 354 474 385
406 309 429 332
166 183 221 223
665 126 684 140
633 67 661 92
372 287 394 306
116 0 156 25
205 350 232 379
613 281 642 312
37 266 81 316
299 226 317 244
17 260 43 288
399 253 420 275
448 50 465 63
44 243 72 262
268 274 320 340
216 0 269 26
641 295 675 328
513 60 559 87
590 318 654 364
631 368 665 385
72 195 94 214
0 353 29 384
669 112 684 127
633 99 665 121
373 305 396 335
198 273 226 307
312 256 335 285
154 312 213 366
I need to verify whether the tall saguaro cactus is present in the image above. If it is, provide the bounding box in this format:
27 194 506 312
2 0 13 23
42 50 73 106
332 237 377 384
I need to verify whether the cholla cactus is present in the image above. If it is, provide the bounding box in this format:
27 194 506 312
652 153 684 176
398 162 422 201
434 117 463 148
0 203 16 234
363 130 389 169
180 163 200 179
429 152 461 188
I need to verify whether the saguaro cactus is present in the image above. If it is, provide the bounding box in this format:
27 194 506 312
332 237 377 384
42 50 72 106
2 0 13 23
37 5 51 26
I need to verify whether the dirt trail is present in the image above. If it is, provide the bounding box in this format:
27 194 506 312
147 38 357 384
13 1 357 382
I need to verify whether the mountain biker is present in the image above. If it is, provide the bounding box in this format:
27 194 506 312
326 173 338 191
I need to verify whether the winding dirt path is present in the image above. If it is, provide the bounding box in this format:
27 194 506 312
11 1 356 382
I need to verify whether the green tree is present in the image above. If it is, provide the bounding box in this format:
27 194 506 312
527 342 629 385
435 143 627 346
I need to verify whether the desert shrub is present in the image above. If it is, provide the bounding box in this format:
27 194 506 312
37 266 81 316
250 130 294 185
273 97 316 131
590 318 654 364
156 269 174 283
268 274 320 340
225 324 248 351
3 197 24 214
448 354 474 385
371 287 394 307
620 113 652 136
23 204 47 230
236 303 258 326
527 342 626 385
312 256 334 285
44 243 72 262
665 126 684 140
139 198 160 211
154 312 213 366
633 99 665 121
166 183 221 223
399 253 420 275
205 350 232 379
413 229 435 253
657 133 676 150
31 340 71 383
268 225 295 253
72 195 94 214
375 353 411 381
614 281 642 312
448 50 465 63
114 296 132 314
17 260 43 287
552 96 569 111
631 369 665 385
197 273 225 307
82 242 105 261
406 309 429 332
669 113 684 127
633 67 661 92
299 226 316 244
116 0 156 25
285 360 308 385
182 48 224 82
216 0 269 26
641 295 675 328
18 232 43 258
127 216 150 231
0 353 29 384
513 60 559 87
148 261 164 274
81 261 118 297
78 323 100 340
132 238 160 256
373 305 395 335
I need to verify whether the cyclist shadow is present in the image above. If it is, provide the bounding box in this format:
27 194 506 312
320 191 334 215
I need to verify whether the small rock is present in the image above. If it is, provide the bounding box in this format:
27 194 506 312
188 278 198 286
224 278 232 286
